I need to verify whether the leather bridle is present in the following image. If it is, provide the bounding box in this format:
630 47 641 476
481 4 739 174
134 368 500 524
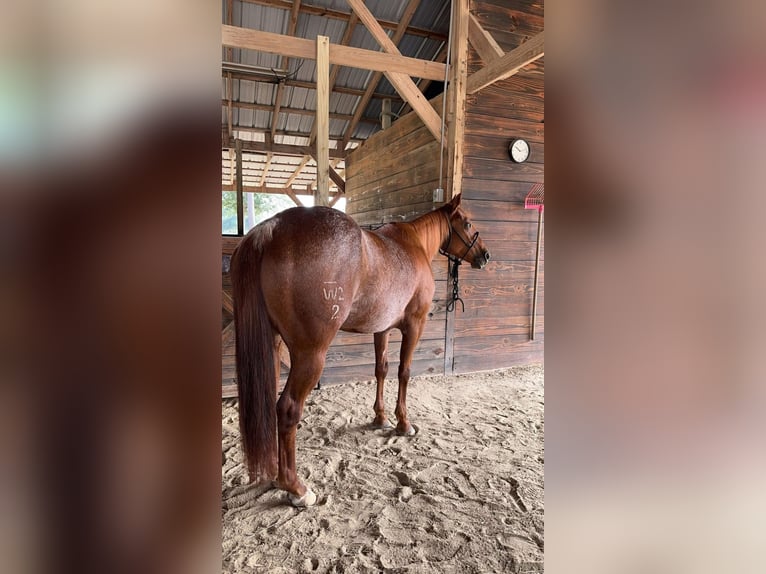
439 210 480 313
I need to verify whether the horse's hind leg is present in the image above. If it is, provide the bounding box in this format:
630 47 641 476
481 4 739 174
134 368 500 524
276 348 326 507
371 330 392 429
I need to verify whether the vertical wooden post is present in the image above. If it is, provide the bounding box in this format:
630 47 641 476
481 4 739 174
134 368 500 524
531 209 543 340
446 0 469 199
443 0 469 376
235 138 244 235
315 35 330 206
381 98 392 129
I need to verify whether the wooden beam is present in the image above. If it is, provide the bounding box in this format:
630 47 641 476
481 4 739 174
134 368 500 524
447 0 469 200
315 35 330 206
398 42 448 117
223 71 403 102
222 290 234 315
224 99 378 125
222 321 235 348
285 187 304 207
222 25 446 81
310 12 358 145
466 31 545 94
284 156 310 188
239 0 447 43
381 98 391 130
259 153 273 187
235 139 244 235
222 138 347 160
222 183 342 199
329 192 343 207
308 151 344 193
467 13 505 64
344 0 442 142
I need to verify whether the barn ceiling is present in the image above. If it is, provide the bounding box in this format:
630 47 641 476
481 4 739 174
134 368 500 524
222 0 452 195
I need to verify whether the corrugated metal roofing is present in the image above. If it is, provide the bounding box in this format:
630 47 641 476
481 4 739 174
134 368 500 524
223 0 451 190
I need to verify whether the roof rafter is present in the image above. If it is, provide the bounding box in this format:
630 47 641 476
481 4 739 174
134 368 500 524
341 0 423 148
222 25 446 81
344 0 442 142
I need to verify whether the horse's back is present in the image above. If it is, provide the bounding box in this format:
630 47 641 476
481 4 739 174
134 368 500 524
244 207 365 347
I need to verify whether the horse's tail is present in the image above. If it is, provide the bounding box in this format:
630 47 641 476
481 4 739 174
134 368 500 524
231 234 277 481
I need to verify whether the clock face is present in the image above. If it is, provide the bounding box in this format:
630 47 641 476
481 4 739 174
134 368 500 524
509 139 530 163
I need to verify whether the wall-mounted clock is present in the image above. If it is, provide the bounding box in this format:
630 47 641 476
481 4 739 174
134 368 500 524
509 138 530 163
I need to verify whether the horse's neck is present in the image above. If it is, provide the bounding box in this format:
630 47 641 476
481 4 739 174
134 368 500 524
407 210 447 260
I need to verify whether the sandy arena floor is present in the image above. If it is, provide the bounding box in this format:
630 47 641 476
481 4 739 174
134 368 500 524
222 364 544 574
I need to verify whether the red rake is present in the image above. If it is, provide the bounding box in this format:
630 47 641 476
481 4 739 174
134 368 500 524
524 184 544 340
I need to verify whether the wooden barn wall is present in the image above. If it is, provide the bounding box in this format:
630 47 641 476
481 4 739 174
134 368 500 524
341 99 449 383
452 0 544 374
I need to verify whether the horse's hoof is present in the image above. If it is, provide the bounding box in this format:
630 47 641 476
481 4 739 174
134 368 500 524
372 419 393 430
397 424 416 436
288 488 317 507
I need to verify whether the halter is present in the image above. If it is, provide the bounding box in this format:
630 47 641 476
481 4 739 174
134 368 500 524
438 210 480 313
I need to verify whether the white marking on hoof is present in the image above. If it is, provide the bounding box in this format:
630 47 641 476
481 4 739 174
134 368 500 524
397 424 416 436
373 419 393 430
289 488 317 507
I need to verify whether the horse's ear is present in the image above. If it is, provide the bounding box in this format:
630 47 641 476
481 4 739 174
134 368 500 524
448 193 462 214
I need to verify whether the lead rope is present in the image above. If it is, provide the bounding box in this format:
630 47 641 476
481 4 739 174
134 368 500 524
446 256 465 313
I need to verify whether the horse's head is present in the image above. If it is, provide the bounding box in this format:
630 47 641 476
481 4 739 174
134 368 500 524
441 194 491 269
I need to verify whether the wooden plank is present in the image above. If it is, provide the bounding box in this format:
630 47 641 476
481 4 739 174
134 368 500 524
222 290 234 315
222 321 235 348
223 138 346 160
235 139 244 235
310 12 358 145
225 99 377 125
466 31 544 94
320 357 444 384
464 113 544 142
452 347 542 375
347 134 440 183
315 35 330 206
464 135 544 164
344 0 442 142
468 12 505 64
285 187 304 207
225 71 403 102
447 0 469 200
463 157 544 184
284 156 310 188
222 25 446 81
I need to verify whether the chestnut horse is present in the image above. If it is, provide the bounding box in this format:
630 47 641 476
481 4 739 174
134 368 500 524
231 194 490 506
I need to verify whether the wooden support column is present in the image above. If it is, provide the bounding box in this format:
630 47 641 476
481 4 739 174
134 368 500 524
446 0 469 200
381 98 392 129
235 138 244 235
315 35 330 206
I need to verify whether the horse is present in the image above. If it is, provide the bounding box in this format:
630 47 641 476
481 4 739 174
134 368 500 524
230 193 490 506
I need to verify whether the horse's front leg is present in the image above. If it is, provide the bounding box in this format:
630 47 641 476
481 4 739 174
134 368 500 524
394 317 427 436
371 330 392 429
